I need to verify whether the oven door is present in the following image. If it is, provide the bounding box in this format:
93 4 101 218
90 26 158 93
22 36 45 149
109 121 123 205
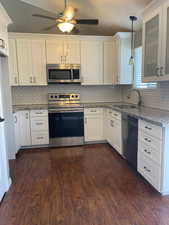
49 110 84 146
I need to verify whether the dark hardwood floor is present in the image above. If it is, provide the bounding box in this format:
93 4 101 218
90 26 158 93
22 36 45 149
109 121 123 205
1 144 169 225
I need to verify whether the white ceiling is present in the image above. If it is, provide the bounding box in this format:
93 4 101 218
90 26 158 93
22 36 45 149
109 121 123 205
1 0 152 35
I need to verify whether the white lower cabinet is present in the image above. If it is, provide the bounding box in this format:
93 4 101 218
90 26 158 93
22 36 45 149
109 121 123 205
104 108 122 155
30 110 49 146
84 108 104 142
13 109 49 149
137 119 169 195
19 111 31 147
31 131 49 146
13 112 21 153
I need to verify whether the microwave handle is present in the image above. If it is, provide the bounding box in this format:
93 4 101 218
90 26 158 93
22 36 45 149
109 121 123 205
71 69 73 80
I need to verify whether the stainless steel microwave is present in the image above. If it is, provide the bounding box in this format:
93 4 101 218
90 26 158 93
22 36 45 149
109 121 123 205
47 64 81 84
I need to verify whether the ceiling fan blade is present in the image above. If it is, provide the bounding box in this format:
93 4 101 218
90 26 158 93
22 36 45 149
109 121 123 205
43 24 56 31
32 14 57 21
72 27 80 34
76 19 99 25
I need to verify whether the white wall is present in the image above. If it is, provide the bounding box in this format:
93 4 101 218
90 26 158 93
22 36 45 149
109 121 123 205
12 85 122 105
122 83 169 111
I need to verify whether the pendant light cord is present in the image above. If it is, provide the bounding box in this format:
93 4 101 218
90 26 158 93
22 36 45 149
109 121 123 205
131 19 134 57
65 0 67 9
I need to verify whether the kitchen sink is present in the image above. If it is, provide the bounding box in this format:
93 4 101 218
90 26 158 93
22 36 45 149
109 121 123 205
113 104 138 109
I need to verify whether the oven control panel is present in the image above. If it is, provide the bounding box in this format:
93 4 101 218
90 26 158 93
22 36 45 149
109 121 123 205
48 93 80 104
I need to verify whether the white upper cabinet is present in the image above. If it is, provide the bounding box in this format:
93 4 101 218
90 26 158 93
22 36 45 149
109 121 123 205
9 39 47 86
0 3 12 56
31 40 47 85
142 0 169 82
8 39 19 86
46 40 64 64
112 33 133 85
81 40 103 85
46 39 80 64
142 7 163 82
64 40 81 64
103 41 115 85
17 39 32 86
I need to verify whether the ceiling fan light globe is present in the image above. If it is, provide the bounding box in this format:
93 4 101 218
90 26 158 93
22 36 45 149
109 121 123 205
57 22 75 33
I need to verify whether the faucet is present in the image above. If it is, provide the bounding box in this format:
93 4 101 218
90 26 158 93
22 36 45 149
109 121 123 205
127 89 142 107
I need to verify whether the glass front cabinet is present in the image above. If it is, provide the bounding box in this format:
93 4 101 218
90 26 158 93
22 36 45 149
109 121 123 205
142 0 169 82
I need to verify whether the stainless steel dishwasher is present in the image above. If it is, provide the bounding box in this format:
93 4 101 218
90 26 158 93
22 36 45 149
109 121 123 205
122 114 138 170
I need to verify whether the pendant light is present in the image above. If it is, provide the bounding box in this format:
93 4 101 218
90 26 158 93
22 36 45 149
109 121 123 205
129 16 137 65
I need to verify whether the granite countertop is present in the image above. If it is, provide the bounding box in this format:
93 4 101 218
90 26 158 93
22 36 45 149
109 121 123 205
13 102 169 127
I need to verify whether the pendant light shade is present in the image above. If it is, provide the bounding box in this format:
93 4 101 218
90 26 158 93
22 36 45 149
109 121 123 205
129 16 137 65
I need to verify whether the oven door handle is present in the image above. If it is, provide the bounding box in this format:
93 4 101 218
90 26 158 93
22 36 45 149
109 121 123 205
71 69 73 80
49 109 84 113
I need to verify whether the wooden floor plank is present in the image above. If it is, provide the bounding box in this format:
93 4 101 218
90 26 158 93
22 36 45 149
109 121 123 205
0 144 169 225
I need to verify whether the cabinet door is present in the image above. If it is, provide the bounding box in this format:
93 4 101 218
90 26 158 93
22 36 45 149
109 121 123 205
19 111 31 146
113 37 120 84
113 120 122 155
64 40 80 64
84 116 103 142
17 39 33 85
46 40 64 64
107 118 115 147
103 41 114 84
0 23 9 56
13 112 21 153
142 7 163 82
161 1 169 81
31 40 47 85
8 39 19 86
81 40 103 85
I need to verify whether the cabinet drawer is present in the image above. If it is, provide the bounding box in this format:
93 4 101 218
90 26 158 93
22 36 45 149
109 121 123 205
138 141 162 165
31 132 49 145
108 109 121 120
139 131 162 151
30 110 48 117
139 120 162 140
138 155 161 191
84 108 103 115
31 117 48 131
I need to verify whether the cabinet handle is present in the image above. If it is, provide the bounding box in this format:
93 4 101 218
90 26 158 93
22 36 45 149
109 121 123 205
144 149 151 154
144 138 151 143
37 136 44 140
144 166 151 173
145 126 152 130
156 67 160 76
61 56 63 63
14 115 17 123
30 77 33 83
0 39 5 49
90 109 97 112
25 113 29 119
160 66 164 76
110 120 114 127
114 113 118 117
36 122 43 125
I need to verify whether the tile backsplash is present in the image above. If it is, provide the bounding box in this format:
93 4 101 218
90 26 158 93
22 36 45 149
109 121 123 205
122 82 169 111
12 85 122 105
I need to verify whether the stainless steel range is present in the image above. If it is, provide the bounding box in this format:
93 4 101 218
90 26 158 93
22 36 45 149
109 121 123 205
48 93 84 147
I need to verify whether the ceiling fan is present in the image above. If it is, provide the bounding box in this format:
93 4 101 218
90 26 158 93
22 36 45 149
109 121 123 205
32 0 99 33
